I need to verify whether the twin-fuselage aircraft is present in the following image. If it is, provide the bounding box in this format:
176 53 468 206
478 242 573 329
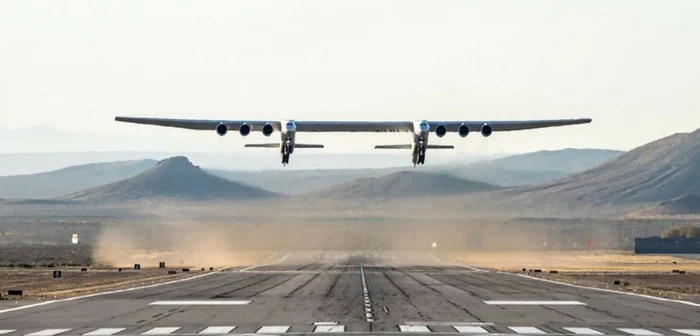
114 117 592 167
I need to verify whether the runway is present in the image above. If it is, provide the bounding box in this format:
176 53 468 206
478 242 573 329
1 251 700 336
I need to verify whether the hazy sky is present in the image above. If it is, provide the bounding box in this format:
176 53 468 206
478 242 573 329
1 0 699 155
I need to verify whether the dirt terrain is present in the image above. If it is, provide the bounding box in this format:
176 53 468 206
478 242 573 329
447 250 700 301
0 268 204 300
449 250 700 272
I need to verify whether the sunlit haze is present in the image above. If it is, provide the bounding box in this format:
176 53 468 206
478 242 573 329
2 0 699 158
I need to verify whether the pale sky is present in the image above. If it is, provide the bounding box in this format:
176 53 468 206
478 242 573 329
1 0 699 155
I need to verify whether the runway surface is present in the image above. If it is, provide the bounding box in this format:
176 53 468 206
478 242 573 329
1 251 700 336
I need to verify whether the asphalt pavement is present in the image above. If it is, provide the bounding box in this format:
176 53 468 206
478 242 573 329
1 251 699 336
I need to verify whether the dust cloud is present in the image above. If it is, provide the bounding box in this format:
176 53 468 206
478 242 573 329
89 205 673 270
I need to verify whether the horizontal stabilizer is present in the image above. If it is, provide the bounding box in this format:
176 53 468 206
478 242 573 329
374 144 455 149
245 143 279 148
375 144 412 149
295 143 324 148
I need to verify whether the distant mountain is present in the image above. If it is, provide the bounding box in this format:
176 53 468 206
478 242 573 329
437 148 624 187
629 195 700 217
60 156 278 202
466 148 624 173
301 170 500 201
498 129 700 212
0 160 157 199
209 167 400 195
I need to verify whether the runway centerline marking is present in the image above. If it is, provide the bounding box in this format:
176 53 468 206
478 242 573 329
149 300 251 305
484 300 587 305
241 253 292 272
360 265 374 323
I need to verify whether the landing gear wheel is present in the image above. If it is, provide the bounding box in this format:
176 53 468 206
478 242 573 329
418 154 425 165
282 154 290 166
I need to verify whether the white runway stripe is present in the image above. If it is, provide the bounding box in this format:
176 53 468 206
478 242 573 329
198 327 236 334
0 331 15 335
83 328 127 336
508 327 547 334
485 301 587 305
673 330 700 336
141 327 181 335
399 326 431 332
314 326 345 333
149 301 250 305
617 329 662 336
563 327 604 335
26 329 72 336
453 326 488 333
256 326 290 334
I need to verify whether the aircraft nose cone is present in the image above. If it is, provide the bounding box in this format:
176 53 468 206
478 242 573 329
285 122 296 132
420 123 430 132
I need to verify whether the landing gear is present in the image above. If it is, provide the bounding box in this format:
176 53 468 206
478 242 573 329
281 139 292 166
412 145 426 167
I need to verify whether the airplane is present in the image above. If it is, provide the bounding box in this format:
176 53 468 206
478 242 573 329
114 116 592 167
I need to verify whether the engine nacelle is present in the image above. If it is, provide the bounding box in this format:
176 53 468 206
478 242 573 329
481 123 492 137
239 123 251 136
435 124 447 138
458 124 470 138
216 123 228 136
262 123 274 137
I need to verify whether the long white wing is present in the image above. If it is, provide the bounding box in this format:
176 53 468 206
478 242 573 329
430 118 592 132
115 117 591 133
114 117 279 131
295 121 413 132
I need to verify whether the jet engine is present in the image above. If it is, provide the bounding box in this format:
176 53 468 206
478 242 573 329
239 123 251 136
435 124 447 137
481 123 492 137
458 124 470 138
262 123 274 137
216 123 228 136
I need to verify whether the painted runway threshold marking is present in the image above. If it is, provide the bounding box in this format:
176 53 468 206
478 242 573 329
149 300 251 305
508 327 547 334
197 327 237 334
83 328 127 336
6 325 700 335
563 328 604 335
484 300 587 305
256 326 291 334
